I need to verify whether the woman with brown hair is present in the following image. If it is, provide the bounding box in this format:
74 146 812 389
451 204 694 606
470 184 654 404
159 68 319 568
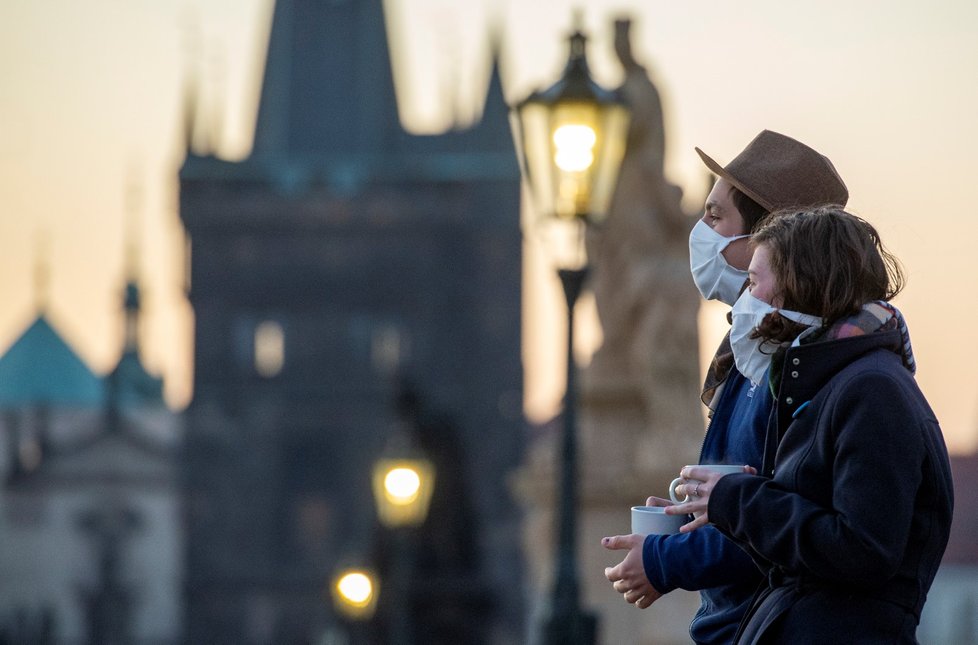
668 207 953 643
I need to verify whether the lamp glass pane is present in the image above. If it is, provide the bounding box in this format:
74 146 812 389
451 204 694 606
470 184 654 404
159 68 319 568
587 104 631 223
514 102 557 222
550 101 600 220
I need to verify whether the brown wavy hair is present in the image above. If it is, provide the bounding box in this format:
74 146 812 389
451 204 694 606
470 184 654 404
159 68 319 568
750 207 905 343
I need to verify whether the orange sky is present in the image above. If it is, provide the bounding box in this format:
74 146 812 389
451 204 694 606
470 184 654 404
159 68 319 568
1 0 976 453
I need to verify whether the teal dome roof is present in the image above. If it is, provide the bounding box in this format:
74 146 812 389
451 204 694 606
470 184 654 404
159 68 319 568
0 316 104 407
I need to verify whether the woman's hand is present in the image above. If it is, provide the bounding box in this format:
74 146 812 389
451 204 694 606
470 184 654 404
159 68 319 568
602 533 663 609
600 495 675 608
665 465 756 532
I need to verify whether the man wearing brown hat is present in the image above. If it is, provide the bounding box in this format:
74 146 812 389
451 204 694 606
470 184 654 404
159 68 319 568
603 130 849 644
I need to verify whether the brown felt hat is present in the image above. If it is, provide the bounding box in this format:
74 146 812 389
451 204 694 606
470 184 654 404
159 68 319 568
695 130 848 212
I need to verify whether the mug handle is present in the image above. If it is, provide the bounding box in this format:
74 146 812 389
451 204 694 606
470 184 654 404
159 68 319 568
669 477 687 504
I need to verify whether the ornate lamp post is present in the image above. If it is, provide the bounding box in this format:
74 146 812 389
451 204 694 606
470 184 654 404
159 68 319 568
510 23 630 645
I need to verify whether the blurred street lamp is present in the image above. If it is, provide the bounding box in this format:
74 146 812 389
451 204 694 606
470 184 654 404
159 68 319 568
331 567 379 621
510 27 629 231
371 426 435 645
371 440 436 529
329 565 379 645
510 21 630 645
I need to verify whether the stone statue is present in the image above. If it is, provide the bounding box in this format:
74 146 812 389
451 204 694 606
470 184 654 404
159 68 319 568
582 18 704 482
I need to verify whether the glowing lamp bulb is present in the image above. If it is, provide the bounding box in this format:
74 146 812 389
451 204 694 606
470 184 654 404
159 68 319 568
336 572 374 608
553 124 596 172
384 467 421 505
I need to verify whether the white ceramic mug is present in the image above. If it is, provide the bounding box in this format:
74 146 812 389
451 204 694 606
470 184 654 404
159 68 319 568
669 464 746 504
631 506 686 535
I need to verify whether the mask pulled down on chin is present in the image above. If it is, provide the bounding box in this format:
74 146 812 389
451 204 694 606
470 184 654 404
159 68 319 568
688 219 749 305
730 291 824 386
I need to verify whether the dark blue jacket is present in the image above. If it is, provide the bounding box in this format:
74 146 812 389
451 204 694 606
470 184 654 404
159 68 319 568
709 329 953 644
643 369 767 644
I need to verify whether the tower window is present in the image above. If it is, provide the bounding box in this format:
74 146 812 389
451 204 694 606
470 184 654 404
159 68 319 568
370 325 403 375
254 321 285 377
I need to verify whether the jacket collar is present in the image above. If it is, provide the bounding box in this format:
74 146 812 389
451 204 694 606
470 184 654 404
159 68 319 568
761 328 904 475
778 328 903 425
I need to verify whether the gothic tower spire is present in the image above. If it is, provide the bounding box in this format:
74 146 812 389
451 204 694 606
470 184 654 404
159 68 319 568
251 0 402 159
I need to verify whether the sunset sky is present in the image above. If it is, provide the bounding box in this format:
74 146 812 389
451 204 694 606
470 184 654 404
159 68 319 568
1 0 976 452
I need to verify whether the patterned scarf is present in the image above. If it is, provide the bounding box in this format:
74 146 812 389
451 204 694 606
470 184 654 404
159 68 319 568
806 301 916 374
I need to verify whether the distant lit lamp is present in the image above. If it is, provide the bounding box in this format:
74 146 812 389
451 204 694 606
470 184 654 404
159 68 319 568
371 429 435 645
510 22 631 645
371 441 436 529
331 567 379 621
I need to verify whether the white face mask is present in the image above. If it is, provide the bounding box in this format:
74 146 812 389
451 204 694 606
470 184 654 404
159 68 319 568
689 219 750 305
730 291 824 386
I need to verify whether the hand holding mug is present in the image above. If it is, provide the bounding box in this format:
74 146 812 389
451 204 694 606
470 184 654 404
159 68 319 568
601 495 678 609
669 464 746 504
665 464 756 532
602 533 663 609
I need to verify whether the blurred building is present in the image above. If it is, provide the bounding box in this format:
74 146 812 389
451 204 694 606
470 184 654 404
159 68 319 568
0 281 183 644
918 452 978 643
178 0 525 642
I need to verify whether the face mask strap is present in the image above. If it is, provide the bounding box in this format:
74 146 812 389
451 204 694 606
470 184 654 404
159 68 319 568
692 220 749 250
717 232 750 253
778 309 823 328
